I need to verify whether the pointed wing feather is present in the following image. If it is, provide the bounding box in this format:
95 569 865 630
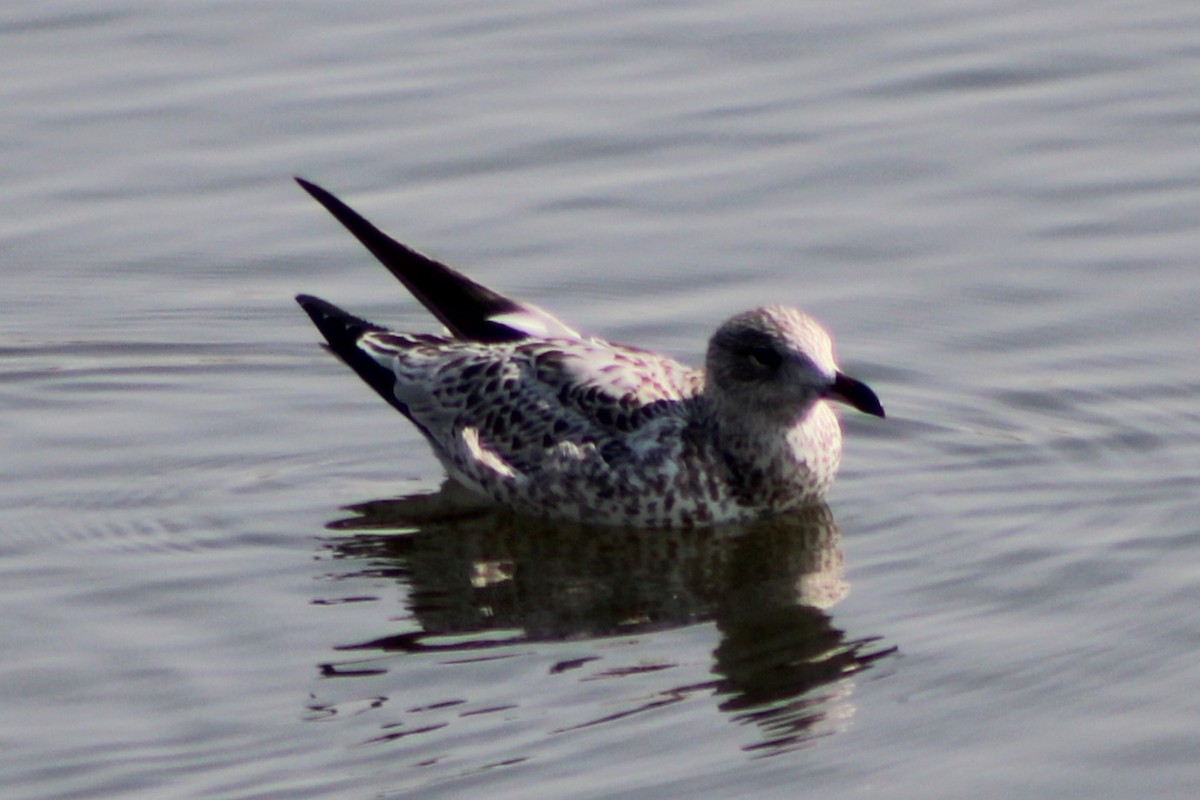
295 294 454 454
295 178 579 343
295 294 401 412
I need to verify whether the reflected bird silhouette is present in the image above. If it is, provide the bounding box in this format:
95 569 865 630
295 178 884 528
314 495 895 755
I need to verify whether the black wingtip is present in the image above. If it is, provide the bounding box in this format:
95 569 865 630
294 177 328 211
295 294 391 367
294 294 415 420
295 293 382 339
294 179 529 343
294 177 346 217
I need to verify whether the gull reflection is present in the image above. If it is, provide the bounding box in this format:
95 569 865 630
311 483 894 756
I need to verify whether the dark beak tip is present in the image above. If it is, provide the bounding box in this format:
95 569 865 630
830 372 885 419
855 395 886 419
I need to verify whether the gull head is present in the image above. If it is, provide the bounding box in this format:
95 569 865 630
705 306 885 422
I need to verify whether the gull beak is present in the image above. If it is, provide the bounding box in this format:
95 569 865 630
827 372 885 418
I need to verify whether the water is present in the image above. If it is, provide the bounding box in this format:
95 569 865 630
3 1 1199 797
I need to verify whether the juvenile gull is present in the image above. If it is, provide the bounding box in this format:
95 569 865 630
294 178 884 528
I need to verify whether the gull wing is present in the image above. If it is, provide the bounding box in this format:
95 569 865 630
295 178 580 343
296 294 433 431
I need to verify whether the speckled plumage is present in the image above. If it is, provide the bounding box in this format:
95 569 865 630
295 179 884 528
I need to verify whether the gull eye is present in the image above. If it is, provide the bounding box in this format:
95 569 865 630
745 345 782 370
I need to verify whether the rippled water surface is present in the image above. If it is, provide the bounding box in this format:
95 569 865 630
3 2 1199 798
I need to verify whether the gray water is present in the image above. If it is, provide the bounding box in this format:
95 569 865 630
3 1 1199 798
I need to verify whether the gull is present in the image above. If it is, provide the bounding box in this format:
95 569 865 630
294 178 884 528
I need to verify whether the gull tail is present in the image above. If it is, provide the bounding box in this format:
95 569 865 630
295 178 578 343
